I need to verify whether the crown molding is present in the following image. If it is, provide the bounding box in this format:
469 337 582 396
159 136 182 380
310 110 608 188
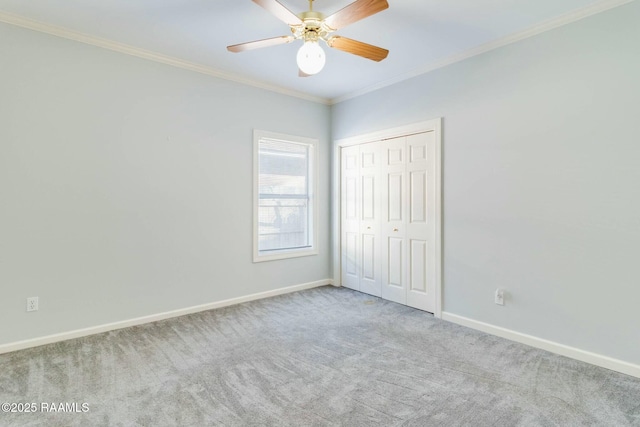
0 11 331 106
330 0 634 104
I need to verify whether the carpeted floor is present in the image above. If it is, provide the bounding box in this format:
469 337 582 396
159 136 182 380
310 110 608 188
1 286 639 426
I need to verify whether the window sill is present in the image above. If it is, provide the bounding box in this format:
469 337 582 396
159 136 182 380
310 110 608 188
253 248 318 263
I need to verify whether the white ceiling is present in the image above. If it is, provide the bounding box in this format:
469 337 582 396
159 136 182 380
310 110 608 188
0 0 621 102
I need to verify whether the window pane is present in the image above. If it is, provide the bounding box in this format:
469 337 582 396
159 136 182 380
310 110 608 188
259 141 308 196
258 138 311 253
258 198 309 251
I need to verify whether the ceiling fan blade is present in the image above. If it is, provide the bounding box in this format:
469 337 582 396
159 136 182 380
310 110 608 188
252 0 303 25
327 36 388 61
323 0 388 31
299 69 311 77
227 36 295 52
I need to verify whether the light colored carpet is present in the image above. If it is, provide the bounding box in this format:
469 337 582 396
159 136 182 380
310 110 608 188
1 286 639 426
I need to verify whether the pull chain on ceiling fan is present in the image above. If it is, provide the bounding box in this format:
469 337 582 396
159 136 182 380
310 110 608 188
227 0 389 76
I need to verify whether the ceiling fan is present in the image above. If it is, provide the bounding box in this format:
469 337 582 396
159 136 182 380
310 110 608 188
227 0 389 76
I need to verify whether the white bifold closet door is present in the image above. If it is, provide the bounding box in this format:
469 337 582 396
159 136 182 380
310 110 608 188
340 142 382 297
359 143 382 297
341 132 436 312
341 144 360 291
381 133 434 311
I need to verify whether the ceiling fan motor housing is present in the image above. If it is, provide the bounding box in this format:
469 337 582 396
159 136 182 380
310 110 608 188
293 11 330 43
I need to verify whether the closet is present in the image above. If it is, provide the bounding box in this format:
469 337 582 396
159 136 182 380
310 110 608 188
340 131 436 312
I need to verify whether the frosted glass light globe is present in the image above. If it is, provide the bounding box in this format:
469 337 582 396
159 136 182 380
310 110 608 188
296 41 326 75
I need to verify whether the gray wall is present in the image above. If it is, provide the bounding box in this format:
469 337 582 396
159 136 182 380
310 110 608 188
0 23 331 345
332 2 640 364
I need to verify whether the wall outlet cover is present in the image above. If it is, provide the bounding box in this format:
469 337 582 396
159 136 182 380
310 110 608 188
27 297 39 312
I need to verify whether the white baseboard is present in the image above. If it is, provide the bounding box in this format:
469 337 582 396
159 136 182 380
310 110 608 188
442 312 640 379
0 279 332 355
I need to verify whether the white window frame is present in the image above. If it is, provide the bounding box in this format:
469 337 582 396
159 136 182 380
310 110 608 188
253 130 318 263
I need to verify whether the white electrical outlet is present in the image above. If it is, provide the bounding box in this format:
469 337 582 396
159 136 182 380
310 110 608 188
26 297 39 312
494 289 505 306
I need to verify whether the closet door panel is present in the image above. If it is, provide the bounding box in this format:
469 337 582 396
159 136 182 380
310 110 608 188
381 137 407 304
410 239 427 292
406 132 435 312
341 145 360 290
362 234 376 281
388 173 403 222
410 171 427 224
344 232 358 278
362 175 376 221
387 237 404 287
345 177 357 220
358 143 381 297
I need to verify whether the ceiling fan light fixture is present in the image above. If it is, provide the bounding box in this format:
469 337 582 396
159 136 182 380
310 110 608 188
296 40 325 75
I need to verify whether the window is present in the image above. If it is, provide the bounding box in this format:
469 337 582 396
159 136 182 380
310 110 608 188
253 130 318 262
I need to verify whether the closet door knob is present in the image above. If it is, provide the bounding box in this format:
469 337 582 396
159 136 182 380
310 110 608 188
393 228 398 232
367 226 371 229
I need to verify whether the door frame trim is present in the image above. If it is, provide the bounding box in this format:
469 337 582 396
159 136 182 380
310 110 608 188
332 118 443 318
